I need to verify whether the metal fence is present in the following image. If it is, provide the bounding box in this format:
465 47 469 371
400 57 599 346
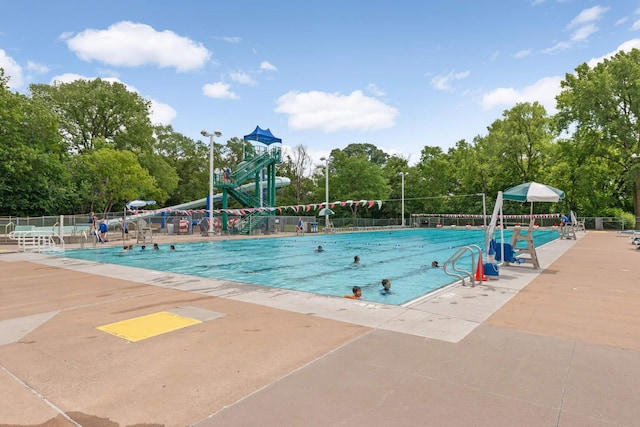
0 213 630 244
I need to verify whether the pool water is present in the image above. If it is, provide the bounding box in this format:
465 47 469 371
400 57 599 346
58 228 559 305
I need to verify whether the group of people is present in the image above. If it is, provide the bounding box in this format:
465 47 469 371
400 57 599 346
123 243 176 252
344 278 392 299
343 259 443 299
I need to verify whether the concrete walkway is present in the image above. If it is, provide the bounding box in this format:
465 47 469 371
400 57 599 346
0 230 639 426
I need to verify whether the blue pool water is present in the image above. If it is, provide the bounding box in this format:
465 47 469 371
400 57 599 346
58 228 559 305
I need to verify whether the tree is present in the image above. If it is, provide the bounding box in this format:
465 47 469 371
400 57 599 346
153 124 208 206
0 70 74 216
30 78 154 154
341 142 389 166
72 148 158 215
556 49 640 225
280 144 312 203
327 150 391 222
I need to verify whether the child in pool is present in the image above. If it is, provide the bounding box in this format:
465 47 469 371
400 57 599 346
344 286 362 299
381 279 391 293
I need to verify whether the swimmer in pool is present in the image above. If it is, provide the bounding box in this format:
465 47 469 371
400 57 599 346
315 245 324 252
431 260 441 268
344 286 362 299
381 278 391 294
353 255 360 264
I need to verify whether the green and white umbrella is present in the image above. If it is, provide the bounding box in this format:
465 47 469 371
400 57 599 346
503 182 565 203
318 208 335 216
503 181 564 214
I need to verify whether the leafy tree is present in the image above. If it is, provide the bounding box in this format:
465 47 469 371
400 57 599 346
278 144 313 204
556 49 640 223
0 70 73 216
30 78 154 154
342 142 389 166
381 155 411 220
327 149 391 222
153 124 208 205
72 148 157 215
413 146 454 214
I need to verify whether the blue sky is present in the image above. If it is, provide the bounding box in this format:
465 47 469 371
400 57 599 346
1 0 639 168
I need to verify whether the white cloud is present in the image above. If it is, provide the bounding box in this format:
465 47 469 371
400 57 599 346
586 39 640 67
260 61 277 71
571 23 598 42
615 17 628 27
430 70 470 91
148 100 177 125
567 6 608 28
49 73 175 125
0 49 23 88
514 49 532 58
543 6 608 54
229 70 257 85
481 76 563 112
632 19 640 31
222 36 242 43
275 90 398 133
26 60 49 74
542 41 572 54
65 21 211 72
366 83 386 97
202 82 238 99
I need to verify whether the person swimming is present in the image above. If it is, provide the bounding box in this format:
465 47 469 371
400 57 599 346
381 278 391 293
431 260 440 268
353 255 360 264
315 245 324 252
344 286 362 299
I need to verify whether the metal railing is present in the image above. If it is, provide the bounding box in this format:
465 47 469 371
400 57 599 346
442 244 483 287
9 230 65 252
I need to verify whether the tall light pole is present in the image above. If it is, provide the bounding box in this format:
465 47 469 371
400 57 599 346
201 129 222 236
320 156 331 230
399 172 408 226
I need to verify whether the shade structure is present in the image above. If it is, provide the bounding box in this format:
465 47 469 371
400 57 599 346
318 208 335 216
243 126 282 145
503 182 565 203
126 200 156 209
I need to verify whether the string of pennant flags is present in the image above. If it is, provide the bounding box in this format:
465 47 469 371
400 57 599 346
411 213 561 219
128 199 384 216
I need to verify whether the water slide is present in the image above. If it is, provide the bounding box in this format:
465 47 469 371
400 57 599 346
113 177 291 226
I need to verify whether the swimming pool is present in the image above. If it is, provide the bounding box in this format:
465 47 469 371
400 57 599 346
58 228 559 305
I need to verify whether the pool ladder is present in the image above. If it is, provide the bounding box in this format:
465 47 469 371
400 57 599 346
442 244 483 287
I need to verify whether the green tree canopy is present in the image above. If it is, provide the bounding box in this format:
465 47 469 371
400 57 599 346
30 78 154 154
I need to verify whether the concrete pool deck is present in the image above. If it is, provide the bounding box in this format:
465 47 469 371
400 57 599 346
1 230 639 426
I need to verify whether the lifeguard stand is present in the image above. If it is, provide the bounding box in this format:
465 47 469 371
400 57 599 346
508 219 539 269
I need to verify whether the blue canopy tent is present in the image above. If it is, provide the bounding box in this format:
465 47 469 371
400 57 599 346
243 126 282 145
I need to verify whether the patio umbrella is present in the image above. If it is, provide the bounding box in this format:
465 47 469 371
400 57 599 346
503 181 564 214
126 200 156 210
318 208 335 216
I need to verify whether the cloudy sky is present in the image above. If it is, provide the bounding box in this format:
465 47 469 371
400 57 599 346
1 0 639 166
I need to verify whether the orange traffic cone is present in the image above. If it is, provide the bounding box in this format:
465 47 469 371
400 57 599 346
475 257 488 282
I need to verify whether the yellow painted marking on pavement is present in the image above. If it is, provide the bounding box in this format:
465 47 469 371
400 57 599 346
97 311 201 342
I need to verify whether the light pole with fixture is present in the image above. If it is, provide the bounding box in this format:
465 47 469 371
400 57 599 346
201 129 222 236
399 172 408 226
319 156 331 230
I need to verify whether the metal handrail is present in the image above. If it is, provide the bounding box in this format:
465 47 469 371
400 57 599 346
442 244 483 287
